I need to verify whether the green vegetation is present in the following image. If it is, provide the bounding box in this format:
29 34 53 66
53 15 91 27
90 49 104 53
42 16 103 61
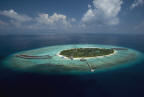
60 48 114 58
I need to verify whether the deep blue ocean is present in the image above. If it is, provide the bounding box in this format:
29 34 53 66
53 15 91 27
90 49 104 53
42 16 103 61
0 33 144 97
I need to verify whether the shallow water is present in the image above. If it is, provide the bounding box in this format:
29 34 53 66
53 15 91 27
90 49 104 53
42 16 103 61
3 44 144 74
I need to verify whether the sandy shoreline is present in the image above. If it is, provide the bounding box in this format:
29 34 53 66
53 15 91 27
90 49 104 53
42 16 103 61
57 47 117 60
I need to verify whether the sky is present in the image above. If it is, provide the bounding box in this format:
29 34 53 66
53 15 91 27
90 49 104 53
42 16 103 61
0 0 144 34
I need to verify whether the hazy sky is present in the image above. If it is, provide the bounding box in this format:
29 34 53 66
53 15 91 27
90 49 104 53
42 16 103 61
0 0 144 34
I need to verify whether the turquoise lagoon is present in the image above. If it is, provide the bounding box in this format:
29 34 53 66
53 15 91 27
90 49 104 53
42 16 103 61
3 44 144 74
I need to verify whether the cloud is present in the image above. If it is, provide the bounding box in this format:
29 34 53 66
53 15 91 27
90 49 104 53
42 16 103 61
0 9 74 30
0 0 124 33
130 0 144 9
82 0 123 26
71 18 76 22
35 13 71 29
0 9 32 22
0 9 32 28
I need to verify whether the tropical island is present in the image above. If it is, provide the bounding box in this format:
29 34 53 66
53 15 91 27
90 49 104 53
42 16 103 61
3 44 142 73
59 48 114 58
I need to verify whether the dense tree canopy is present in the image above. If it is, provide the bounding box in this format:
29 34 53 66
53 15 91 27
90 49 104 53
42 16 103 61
60 48 114 58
